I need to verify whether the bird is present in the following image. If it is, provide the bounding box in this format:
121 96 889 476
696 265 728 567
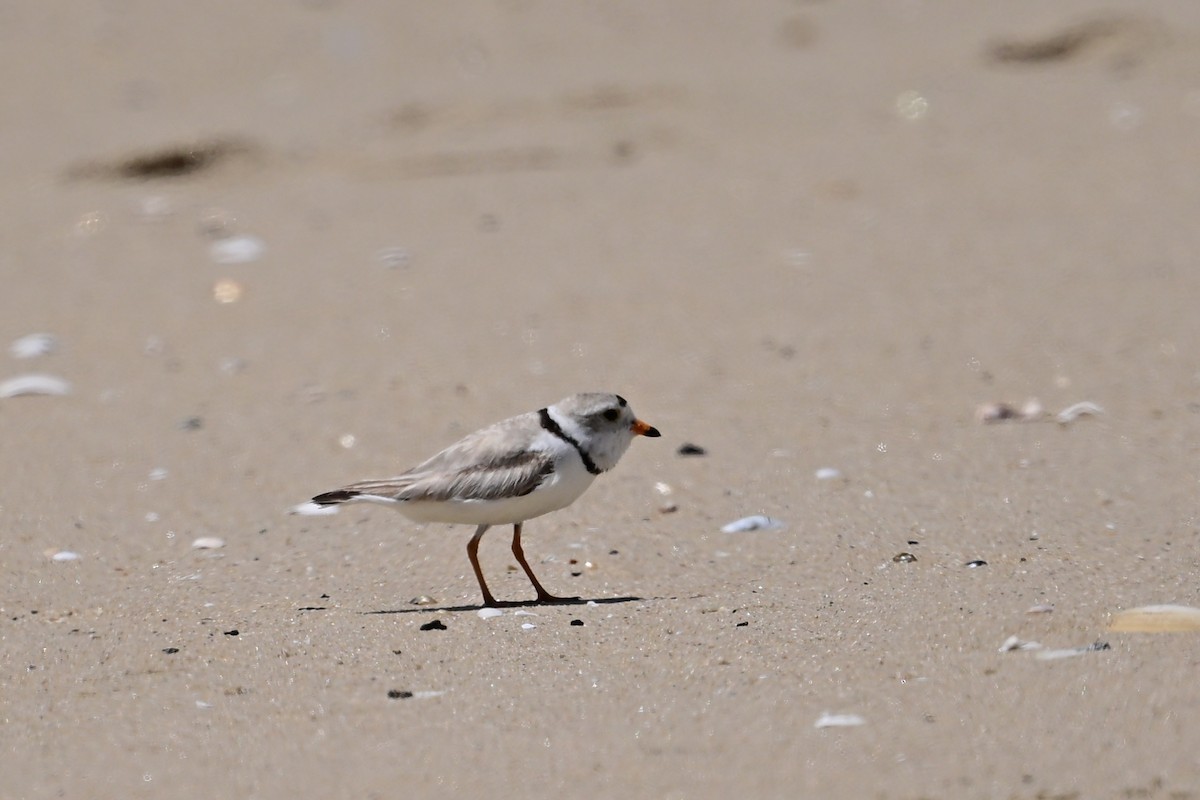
311 392 660 607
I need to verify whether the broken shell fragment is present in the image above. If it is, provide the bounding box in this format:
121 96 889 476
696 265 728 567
814 712 865 729
191 537 226 550
10 333 58 359
999 635 1042 652
721 515 784 533
1056 401 1104 425
1109 604 1200 633
0 374 72 398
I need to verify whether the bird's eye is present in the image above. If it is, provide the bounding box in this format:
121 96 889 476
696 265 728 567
602 408 620 422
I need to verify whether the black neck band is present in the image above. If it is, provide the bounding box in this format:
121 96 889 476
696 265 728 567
539 407 602 475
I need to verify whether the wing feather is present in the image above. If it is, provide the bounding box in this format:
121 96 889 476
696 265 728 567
334 412 555 503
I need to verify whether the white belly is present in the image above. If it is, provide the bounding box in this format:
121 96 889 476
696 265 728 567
392 454 596 527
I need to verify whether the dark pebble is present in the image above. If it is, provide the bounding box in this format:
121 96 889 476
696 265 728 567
162 647 180 654
965 560 988 568
570 619 584 626
387 690 414 699
736 621 749 627
179 416 204 431
223 629 239 636
893 552 917 563
677 442 707 456
420 620 447 631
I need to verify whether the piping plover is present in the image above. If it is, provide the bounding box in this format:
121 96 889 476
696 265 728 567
312 392 660 607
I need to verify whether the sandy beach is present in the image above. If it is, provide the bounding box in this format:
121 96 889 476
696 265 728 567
3 2 1200 798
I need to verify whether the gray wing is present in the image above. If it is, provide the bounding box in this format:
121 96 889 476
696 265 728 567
336 412 554 502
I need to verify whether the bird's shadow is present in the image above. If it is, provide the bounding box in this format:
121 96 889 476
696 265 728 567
364 596 642 615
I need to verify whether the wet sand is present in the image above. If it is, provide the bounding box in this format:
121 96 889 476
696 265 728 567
3 2 1200 798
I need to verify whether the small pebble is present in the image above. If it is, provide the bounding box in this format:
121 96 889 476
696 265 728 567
677 443 707 456
9 333 58 359
570 619 584 626
721 515 783 533
815 467 842 480
213 279 244 304
387 690 414 699
162 648 180 654
965 560 988 568
892 552 917 563
209 235 265 264
410 596 437 606
1026 604 1054 614
179 417 204 431
420 620 447 631
51 551 80 562
195 700 214 710
191 537 225 550
477 607 503 620
521 622 537 630
0 374 71 398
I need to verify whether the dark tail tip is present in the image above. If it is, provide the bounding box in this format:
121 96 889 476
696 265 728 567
312 489 359 505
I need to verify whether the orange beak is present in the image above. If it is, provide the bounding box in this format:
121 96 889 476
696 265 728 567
632 418 661 437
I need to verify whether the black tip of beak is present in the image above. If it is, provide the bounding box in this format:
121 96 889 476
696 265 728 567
644 426 661 438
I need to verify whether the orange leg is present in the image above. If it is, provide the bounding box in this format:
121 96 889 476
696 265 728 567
466 524 499 607
511 523 578 604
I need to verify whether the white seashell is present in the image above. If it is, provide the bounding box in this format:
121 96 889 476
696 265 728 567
721 515 784 533
10 333 58 359
195 700 213 710
410 690 446 700
476 607 503 620
521 622 536 630
1026 603 1054 614
51 551 80 562
1109 604 1200 633
191 537 226 550
513 610 538 617
0 374 71 397
814 712 865 729
149 468 169 481
288 501 339 516
815 467 842 480
209 235 265 264
1056 401 1104 424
